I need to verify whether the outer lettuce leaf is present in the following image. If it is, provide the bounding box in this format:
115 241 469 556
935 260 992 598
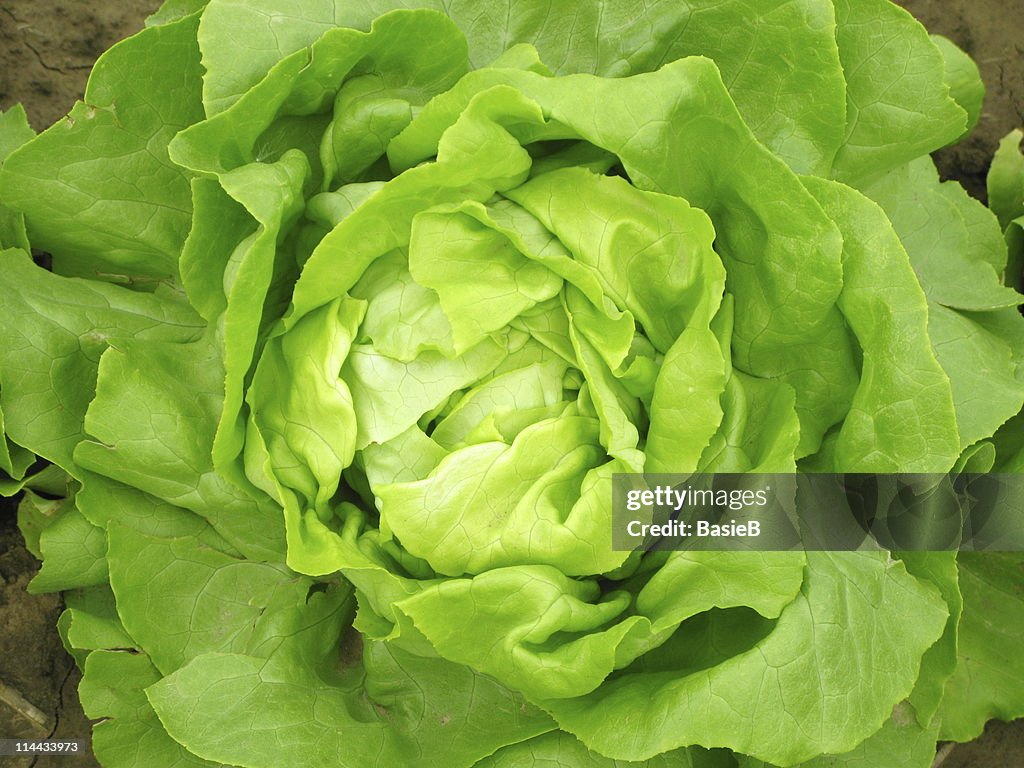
61 585 135 655
0 15 205 283
15 469 75 556
930 35 984 139
56 580 218 767
0 406 34 491
0 104 36 163
938 553 1024 742
79 650 220 768
540 552 947 764
737 702 940 768
195 0 848 175
474 732 734 768
50 564 205 768
987 130 1024 292
860 159 1024 450
988 130 1024 232
74 334 286 562
29 507 108 594
861 159 1018 311
98 525 554 768
800 177 959 472
146 0 211 26
927 306 1024 451
0 106 38 486
151 638 554 768
104 524 326 674
830 0 966 184
75 474 235 550
0 251 203 475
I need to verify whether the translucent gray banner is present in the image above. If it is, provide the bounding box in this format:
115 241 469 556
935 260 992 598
612 474 1024 551
0 740 87 756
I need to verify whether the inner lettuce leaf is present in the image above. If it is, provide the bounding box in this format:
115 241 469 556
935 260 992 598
0 1 1022 767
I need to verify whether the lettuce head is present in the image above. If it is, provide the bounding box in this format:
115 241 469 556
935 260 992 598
0 1 1023 766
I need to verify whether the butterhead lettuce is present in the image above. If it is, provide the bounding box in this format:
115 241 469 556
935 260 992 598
0 1 1023 766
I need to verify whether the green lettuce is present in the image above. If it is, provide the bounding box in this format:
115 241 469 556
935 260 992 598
1 1 1022 766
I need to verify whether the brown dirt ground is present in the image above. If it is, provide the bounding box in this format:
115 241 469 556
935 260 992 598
0 1 160 131
0 511 92 768
895 0 1024 200
0 1 1023 767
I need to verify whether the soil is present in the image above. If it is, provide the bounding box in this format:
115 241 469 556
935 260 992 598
0 1 159 131
0 510 97 768
0 1 1023 767
895 0 1024 200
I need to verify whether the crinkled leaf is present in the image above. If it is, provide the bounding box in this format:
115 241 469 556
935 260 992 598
196 0 847 177
831 0 966 184
930 35 984 140
542 552 947 764
801 177 959 472
737 701 939 768
138 536 552 767
79 650 220 768
74 335 286 562
0 251 202 475
0 104 36 163
384 57 858 454
0 15 205 282
29 507 108 594
938 553 1024 742
475 731 734 768
988 130 1024 231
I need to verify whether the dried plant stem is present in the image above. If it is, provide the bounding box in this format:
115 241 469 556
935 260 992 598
932 742 957 768
0 678 54 734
